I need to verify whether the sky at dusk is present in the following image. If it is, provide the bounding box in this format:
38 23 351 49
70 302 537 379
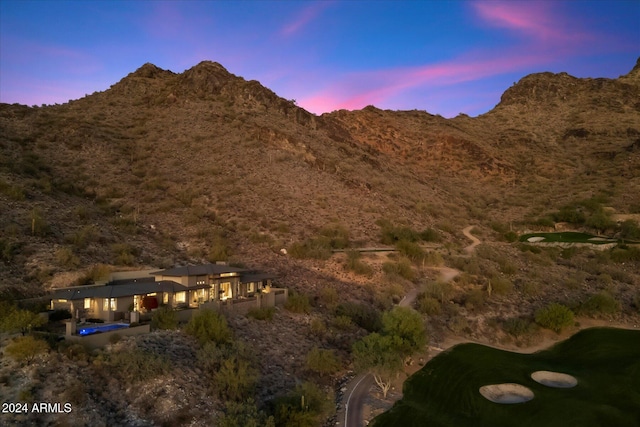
1 0 638 117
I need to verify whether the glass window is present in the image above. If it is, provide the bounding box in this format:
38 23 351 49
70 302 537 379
103 298 116 311
175 292 186 303
84 298 91 309
247 282 255 293
220 282 231 300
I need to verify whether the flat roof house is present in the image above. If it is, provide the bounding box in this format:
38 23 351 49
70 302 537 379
50 264 275 322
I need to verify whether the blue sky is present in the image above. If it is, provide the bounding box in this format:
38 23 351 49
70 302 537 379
1 0 638 117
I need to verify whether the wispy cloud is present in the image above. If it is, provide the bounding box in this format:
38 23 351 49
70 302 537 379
298 50 550 114
280 1 333 37
298 1 601 115
471 1 590 44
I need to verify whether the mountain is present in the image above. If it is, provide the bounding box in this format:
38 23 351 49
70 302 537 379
1 59 639 295
1 58 640 426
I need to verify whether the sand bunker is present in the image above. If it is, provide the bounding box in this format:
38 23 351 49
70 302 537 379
531 371 578 388
479 383 534 404
527 237 545 242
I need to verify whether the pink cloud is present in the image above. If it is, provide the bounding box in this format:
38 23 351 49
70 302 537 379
298 50 552 114
471 1 590 44
280 2 333 37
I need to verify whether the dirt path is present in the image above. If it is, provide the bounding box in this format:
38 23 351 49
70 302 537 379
462 225 481 254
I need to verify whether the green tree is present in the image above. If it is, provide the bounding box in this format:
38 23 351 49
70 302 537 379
306 347 341 377
185 309 231 346
381 306 427 358
535 303 574 334
352 333 404 398
151 306 178 330
1 308 46 336
5 336 49 365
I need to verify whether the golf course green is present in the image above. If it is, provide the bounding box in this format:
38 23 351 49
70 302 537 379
371 328 640 427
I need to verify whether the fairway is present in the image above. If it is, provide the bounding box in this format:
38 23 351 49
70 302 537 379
371 328 640 427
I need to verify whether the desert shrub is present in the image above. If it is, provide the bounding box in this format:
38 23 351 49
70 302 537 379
395 240 425 262
521 281 543 296
215 357 258 401
419 228 441 242
503 317 538 338
423 281 454 303
579 292 620 316
553 205 586 224
375 282 405 309
449 316 469 334
330 315 353 330
464 289 486 311
185 309 231 345
111 243 138 266
534 303 574 333
382 258 415 281
318 224 350 249
619 219 640 240
5 336 49 365
377 219 420 244
345 250 373 276
335 302 382 332
273 382 334 427
284 292 311 314
55 247 80 269
247 307 275 321
0 239 20 264
306 347 341 377
66 225 99 249
151 306 178 330
498 230 516 242
107 348 170 384
207 233 230 262
289 238 332 260
416 294 441 316
61 343 88 362
318 287 339 310
489 277 514 296
423 251 444 266
309 318 327 337
610 246 640 263
217 400 274 427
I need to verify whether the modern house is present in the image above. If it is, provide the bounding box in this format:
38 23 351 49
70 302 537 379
50 264 276 322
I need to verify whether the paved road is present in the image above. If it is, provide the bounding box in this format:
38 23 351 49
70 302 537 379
343 373 375 427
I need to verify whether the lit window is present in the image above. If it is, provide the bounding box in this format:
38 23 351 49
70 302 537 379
103 298 116 311
247 282 255 293
175 292 186 303
220 282 231 300
163 293 169 304
84 298 91 309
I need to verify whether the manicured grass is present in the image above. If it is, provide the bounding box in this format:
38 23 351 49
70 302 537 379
371 328 640 427
519 232 616 244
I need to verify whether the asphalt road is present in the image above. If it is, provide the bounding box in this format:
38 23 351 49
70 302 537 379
344 373 375 427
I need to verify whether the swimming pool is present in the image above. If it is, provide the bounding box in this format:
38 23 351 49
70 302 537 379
78 323 130 336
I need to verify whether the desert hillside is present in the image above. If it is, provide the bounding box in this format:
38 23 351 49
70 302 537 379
1 58 639 426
